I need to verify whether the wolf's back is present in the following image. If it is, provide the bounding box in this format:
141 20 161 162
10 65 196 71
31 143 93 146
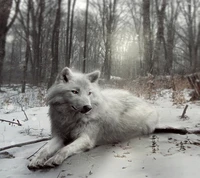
94 88 159 143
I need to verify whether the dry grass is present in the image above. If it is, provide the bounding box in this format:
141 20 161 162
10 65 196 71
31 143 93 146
100 75 191 102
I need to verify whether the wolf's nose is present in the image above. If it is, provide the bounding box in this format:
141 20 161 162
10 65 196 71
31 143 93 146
81 105 92 113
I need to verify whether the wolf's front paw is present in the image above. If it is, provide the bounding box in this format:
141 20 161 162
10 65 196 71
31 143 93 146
27 157 47 170
44 151 66 167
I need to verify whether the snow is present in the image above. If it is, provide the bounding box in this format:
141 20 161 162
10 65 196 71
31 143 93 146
0 88 200 178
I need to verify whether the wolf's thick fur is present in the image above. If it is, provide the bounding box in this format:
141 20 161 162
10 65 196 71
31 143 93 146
28 67 159 169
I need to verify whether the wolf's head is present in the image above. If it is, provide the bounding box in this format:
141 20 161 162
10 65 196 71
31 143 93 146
46 67 100 114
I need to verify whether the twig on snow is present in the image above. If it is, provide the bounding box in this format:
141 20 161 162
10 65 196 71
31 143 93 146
57 170 66 178
0 137 51 152
0 119 22 126
180 104 189 119
17 100 29 121
27 142 48 160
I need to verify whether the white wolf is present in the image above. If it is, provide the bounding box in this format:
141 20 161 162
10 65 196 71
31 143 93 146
28 67 159 169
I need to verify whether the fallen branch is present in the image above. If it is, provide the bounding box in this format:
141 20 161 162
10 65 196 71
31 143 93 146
0 137 51 152
0 119 22 126
154 127 200 135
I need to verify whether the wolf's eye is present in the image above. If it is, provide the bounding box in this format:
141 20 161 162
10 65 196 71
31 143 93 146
88 91 92 95
71 90 78 94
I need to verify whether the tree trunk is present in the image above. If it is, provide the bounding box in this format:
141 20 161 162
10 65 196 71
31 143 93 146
29 0 45 86
68 0 76 67
37 0 45 84
22 0 31 93
104 32 112 80
48 0 62 88
65 0 71 67
165 1 179 75
142 0 152 75
151 0 167 75
0 0 20 87
83 0 89 73
8 39 15 86
103 0 118 80
0 32 6 87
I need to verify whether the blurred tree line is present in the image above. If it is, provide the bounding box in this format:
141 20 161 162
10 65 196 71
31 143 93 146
0 0 200 91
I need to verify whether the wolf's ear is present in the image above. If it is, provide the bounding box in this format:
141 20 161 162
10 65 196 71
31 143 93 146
86 70 100 83
56 67 73 83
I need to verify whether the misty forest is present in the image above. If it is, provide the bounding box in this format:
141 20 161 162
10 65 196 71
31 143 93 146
0 0 200 89
1 0 200 178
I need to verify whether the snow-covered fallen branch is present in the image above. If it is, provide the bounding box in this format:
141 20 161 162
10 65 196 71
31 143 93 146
0 137 51 152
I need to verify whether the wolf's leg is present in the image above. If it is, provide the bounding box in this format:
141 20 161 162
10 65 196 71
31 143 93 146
28 136 64 169
44 134 95 167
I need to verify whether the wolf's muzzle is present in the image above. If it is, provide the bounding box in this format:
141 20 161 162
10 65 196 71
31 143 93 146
81 105 92 114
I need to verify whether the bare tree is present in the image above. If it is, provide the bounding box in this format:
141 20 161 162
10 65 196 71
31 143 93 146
96 0 119 80
21 0 31 93
164 0 179 74
142 0 152 75
127 0 143 76
0 0 20 88
178 0 200 72
8 37 16 85
65 0 71 67
151 0 167 74
65 0 76 68
83 0 89 73
68 0 76 67
29 0 45 86
48 0 62 88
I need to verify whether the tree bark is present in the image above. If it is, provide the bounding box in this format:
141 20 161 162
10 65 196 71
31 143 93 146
65 0 71 67
0 0 20 87
151 0 167 75
142 0 152 75
68 0 76 67
30 0 45 86
48 0 62 88
103 0 118 80
22 0 31 93
165 1 179 75
8 39 15 86
83 0 89 73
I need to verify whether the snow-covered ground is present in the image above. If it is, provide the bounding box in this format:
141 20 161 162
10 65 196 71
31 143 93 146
0 87 200 178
